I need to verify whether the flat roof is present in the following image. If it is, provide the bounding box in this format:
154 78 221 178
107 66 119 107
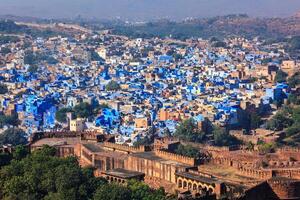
82 143 103 152
131 151 191 167
197 164 258 184
31 137 80 147
82 143 129 160
103 168 144 179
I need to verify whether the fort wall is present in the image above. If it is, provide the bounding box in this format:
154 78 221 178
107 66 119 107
125 154 188 184
212 157 300 180
154 149 196 166
103 142 149 153
267 179 300 200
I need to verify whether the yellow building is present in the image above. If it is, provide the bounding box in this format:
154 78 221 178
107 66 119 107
70 118 85 132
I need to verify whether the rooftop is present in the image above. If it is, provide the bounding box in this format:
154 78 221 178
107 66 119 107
131 151 192 168
102 168 144 179
30 137 80 147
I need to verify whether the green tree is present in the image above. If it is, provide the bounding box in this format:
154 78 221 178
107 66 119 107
0 145 171 200
258 142 276 154
0 35 19 45
0 153 12 168
275 70 288 83
174 118 205 142
93 184 131 200
73 102 93 119
127 180 168 200
0 113 20 128
0 128 27 146
0 146 100 200
238 109 251 131
0 47 11 54
290 36 300 50
213 126 241 146
12 145 29 160
250 113 262 130
106 81 121 91
90 51 104 62
246 142 255 151
211 41 227 48
133 136 153 147
288 94 300 105
292 106 300 123
174 144 202 158
266 111 293 131
0 83 8 94
46 56 58 65
288 72 300 88
27 65 39 73
24 51 37 65
55 107 73 123
286 125 300 137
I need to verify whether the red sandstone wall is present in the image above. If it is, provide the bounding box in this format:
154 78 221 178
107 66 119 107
268 179 300 199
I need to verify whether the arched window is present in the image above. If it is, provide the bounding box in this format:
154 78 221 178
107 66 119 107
183 181 187 189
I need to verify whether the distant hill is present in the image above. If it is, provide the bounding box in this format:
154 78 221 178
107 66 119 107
293 10 300 18
1 14 300 40
0 20 71 38
0 20 28 33
108 15 300 39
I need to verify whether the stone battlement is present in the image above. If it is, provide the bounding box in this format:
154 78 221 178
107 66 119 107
267 178 300 199
180 140 240 153
29 131 107 145
154 149 196 166
29 131 80 144
278 147 300 153
268 160 300 168
103 142 149 154
212 157 300 180
237 167 273 180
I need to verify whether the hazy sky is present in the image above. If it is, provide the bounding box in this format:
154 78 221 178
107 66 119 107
1 0 300 20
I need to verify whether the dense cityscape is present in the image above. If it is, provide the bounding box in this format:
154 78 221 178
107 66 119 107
1 8 300 200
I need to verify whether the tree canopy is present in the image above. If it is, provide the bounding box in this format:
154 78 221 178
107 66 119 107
0 146 106 200
288 72 300 88
265 109 293 131
174 118 205 142
90 51 104 62
174 144 202 158
0 35 19 45
0 128 27 146
0 146 173 200
93 184 131 200
266 105 300 146
56 102 102 123
27 65 39 73
0 83 8 94
106 80 121 91
55 107 73 123
0 114 20 128
238 109 262 132
73 102 93 119
275 70 288 83
289 36 300 51
213 126 241 147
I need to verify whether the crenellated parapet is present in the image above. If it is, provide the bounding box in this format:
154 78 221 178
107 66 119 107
267 178 300 199
29 131 106 145
268 160 300 168
237 167 273 180
277 147 300 153
154 149 197 166
103 142 149 154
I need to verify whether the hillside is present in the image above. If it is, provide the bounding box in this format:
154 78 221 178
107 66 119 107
109 15 300 39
